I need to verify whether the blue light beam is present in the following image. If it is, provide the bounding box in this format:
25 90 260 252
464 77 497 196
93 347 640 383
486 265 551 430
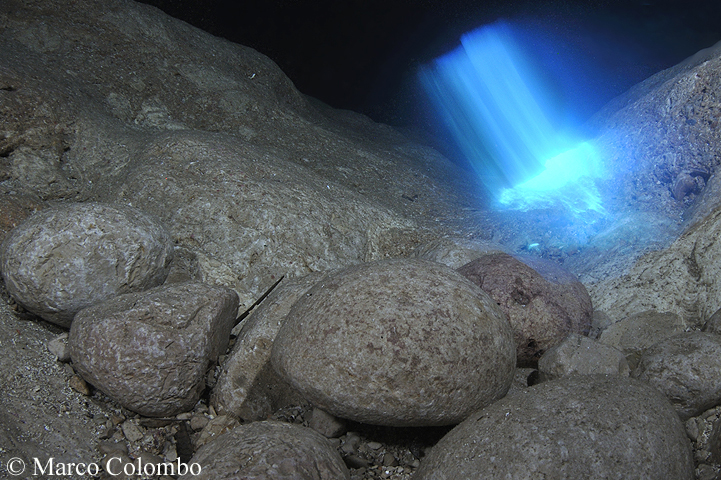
420 21 605 215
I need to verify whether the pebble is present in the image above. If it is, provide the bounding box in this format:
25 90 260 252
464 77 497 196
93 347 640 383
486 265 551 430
46 333 71 362
68 374 91 396
121 421 144 443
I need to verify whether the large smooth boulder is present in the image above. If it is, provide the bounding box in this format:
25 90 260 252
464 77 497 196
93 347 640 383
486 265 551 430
0 202 173 327
271 258 516 427
415 375 694 480
457 253 593 365
69 282 238 417
179 421 349 480
632 332 721 420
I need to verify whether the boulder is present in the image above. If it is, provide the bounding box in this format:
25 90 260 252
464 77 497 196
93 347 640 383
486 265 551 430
457 253 593 365
69 282 238 417
632 332 721 420
0 202 173 327
413 236 506 269
538 333 629 381
415 375 694 480
272 258 516 427
588 205 721 329
179 421 349 480
211 273 324 420
598 310 687 368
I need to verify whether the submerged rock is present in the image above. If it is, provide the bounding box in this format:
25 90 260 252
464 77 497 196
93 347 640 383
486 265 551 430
538 333 629 381
598 310 687 368
211 273 323 420
180 421 349 480
69 282 238 417
272 258 516 426
415 375 694 480
632 332 721 420
457 253 593 366
0 202 173 327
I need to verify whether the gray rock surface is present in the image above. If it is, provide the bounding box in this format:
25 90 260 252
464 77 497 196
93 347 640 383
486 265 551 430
632 332 721 420
69 282 238 417
0 298 106 474
598 310 687 367
538 333 629 381
272 258 516 427
179 420 349 480
703 307 721 335
588 206 721 329
0 202 173 327
415 375 694 480
412 237 506 269
457 253 593 365
212 273 323 420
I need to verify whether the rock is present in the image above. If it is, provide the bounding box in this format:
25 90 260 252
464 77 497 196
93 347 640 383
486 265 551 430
702 307 721 335
69 282 238 417
179 421 349 480
272 258 516 427
0 202 174 327
632 332 721 420
211 273 322 420
47 332 71 362
308 408 347 438
588 204 721 330
0 193 43 244
598 310 686 368
121 421 144 443
457 253 593 366
538 333 630 381
588 310 614 339
68 374 91 396
195 415 240 449
413 237 506 269
415 375 694 480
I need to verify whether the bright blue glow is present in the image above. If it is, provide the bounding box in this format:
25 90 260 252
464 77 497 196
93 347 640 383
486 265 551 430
499 142 605 213
420 21 606 218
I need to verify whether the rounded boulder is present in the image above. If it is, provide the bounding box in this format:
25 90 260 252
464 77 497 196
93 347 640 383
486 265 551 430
69 282 239 417
0 202 173 327
457 253 592 366
271 258 516 427
632 331 721 420
415 375 694 480
180 421 349 480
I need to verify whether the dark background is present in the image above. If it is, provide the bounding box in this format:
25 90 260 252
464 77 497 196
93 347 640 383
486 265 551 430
136 0 721 129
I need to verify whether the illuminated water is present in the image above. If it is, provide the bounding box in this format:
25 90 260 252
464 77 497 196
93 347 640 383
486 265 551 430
420 21 606 221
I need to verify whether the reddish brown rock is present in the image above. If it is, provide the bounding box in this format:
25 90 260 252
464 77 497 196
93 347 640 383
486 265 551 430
457 253 592 366
69 282 238 417
272 258 516 427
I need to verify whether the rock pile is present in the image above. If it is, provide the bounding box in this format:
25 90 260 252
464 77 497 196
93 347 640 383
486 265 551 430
4 0 721 478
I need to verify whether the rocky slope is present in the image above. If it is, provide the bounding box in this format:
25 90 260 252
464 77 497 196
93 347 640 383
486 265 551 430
3 1 721 479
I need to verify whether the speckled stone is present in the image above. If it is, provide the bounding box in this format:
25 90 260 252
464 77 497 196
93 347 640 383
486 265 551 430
0 202 173 327
272 258 516 427
180 421 349 480
632 332 721 420
70 282 238 417
457 253 593 366
415 375 694 480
